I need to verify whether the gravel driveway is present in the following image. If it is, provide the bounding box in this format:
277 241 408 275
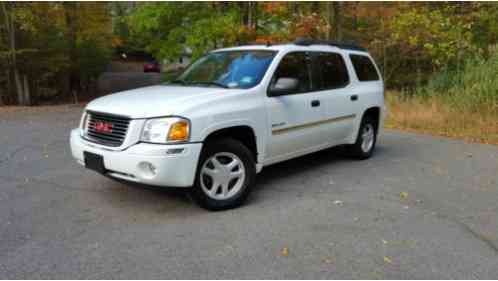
1 105 497 279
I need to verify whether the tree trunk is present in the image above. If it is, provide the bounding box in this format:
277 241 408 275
381 15 387 84
72 90 78 104
252 2 258 31
64 2 80 101
247 2 252 29
352 2 358 33
4 70 11 105
289 2 299 16
22 74 30 106
333 2 343 41
2 2 25 105
14 69 24 105
327 2 333 40
312 2 320 14
415 56 421 89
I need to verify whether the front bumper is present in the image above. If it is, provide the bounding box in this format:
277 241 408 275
70 129 202 187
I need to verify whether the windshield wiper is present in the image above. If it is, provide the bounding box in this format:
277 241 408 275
191 81 229 89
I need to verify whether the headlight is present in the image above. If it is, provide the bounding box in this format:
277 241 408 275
140 117 190 144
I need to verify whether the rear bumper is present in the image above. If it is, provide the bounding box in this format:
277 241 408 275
70 129 202 187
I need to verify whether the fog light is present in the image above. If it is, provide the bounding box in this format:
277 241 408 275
166 148 185 155
138 162 157 178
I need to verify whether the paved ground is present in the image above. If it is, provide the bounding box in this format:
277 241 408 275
1 105 497 279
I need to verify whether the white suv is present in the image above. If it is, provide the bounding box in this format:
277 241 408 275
70 39 386 210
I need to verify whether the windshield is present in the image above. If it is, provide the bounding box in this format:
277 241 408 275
174 50 277 89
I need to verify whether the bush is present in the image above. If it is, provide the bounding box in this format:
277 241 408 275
419 50 498 113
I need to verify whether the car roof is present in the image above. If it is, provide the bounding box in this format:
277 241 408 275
213 43 370 56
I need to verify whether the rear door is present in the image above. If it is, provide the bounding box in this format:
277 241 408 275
309 51 356 143
265 51 328 163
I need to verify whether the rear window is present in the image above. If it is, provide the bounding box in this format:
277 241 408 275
311 52 349 90
349 54 380 81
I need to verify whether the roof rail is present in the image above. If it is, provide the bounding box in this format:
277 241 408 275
237 41 272 47
293 38 367 52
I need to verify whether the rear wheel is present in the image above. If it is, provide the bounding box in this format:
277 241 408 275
191 138 255 211
348 116 377 159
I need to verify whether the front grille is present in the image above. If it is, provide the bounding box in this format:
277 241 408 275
84 111 131 147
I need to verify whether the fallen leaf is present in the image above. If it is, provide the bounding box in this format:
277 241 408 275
434 166 445 175
384 256 393 264
400 192 408 200
322 257 334 264
281 247 289 257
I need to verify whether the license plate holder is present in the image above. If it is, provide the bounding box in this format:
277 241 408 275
84 151 106 174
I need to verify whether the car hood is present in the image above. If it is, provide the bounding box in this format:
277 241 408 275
86 85 242 118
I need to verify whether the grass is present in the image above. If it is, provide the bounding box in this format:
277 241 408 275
386 49 498 146
385 91 498 145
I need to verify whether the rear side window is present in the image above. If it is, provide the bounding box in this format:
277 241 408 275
311 52 349 90
349 54 380 81
271 52 311 94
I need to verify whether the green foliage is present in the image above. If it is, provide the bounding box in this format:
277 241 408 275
418 49 498 113
4 2 498 106
128 3 242 61
0 2 112 104
185 11 240 59
391 5 473 68
77 39 112 81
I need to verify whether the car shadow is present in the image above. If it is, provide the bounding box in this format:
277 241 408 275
255 146 352 187
100 144 390 213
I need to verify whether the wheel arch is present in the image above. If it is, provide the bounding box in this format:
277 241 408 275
351 106 381 143
362 106 381 131
202 125 259 163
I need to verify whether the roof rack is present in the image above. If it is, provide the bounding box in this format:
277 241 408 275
238 41 273 47
293 38 367 52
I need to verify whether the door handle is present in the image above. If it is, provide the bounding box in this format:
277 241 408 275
350 95 358 101
311 100 320 107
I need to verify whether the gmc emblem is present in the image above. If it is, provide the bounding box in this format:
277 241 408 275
94 121 113 134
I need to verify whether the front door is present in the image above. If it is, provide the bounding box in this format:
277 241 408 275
265 52 328 164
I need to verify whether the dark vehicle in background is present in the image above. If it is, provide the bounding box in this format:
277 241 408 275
144 61 161 73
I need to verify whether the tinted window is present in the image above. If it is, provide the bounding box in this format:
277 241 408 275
311 52 349 90
349 54 380 81
270 52 310 94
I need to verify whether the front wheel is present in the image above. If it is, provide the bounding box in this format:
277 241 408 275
348 116 377 159
191 139 255 211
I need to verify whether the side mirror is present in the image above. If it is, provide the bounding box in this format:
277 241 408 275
269 77 299 96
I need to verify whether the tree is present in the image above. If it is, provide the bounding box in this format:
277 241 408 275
128 3 247 61
0 2 111 105
1 2 30 105
328 2 343 41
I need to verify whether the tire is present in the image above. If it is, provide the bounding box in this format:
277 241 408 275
348 115 378 160
191 138 256 211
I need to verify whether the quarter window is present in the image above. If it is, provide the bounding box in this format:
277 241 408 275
349 54 380 81
311 52 349 90
270 52 310 94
